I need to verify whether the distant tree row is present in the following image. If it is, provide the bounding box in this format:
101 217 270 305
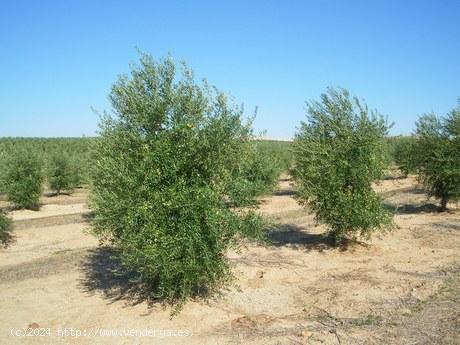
0 151 82 210
388 105 460 212
0 147 85 246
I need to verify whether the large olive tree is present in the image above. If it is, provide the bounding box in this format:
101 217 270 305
293 88 392 244
90 54 263 309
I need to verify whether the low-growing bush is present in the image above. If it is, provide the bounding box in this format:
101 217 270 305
4 152 44 210
413 104 460 211
90 54 263 310
293 88 393 244
47 152 80 195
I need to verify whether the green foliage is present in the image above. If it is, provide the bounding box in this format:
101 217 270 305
227 142 283 206
413 104 460 211
47 152 81 194
255 140 293 172
90 54 263 309
0 210 13 247
0 137 92 187
0 137 288 200
4 152 44 210
293 88 393 244
392 136 417 177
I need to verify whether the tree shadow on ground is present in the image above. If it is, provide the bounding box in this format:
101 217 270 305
80 246 161 307
382 174 407 181
384 202 440 215
379 186 426 199
265 224 336 252
82 212 95 222
431 222 460 232
272 189 297 197
44 192 73 197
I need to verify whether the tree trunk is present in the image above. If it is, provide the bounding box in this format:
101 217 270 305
439 194 449 212
329 231 338 246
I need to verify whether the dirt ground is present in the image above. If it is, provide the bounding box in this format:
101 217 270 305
0 176 459 345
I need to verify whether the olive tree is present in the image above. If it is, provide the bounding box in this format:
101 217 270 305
293 88 393 244
227 143 282 206
413 104 460 211
90 54 263 309
0 210 12 247
4 152 44 210
393 136 417 177
47 152 80 195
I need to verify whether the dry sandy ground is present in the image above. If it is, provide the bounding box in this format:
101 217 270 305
0 177 459 345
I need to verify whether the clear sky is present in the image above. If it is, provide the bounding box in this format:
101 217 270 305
1 0 459 138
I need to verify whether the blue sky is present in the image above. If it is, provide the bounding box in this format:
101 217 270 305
1 0 459 138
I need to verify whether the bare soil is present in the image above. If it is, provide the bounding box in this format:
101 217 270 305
0 176 459 344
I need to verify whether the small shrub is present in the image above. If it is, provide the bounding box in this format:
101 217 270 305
413 104 460 211
48 152 80 195
293 88 393 244
90 54 263 310
4 152 44 210
0 210 12 247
